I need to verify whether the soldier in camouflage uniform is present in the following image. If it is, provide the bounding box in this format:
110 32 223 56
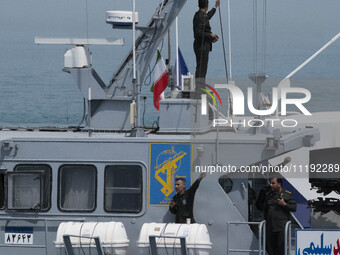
264 177 296 255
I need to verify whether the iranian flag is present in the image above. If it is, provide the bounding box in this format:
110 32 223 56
153 50 168 110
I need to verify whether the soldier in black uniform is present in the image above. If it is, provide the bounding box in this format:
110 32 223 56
256 157 292 212
193 0 220 80
264 177 296 255
169 173 206 223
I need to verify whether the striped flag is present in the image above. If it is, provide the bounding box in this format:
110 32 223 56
153 50 168 111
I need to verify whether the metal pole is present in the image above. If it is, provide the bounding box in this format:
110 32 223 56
289 222 292 255
262 221 266 255
276 32 340 116
132 0 138 128
88 87 92 137
132 0 136 81
176 17 180 88
259 220 263 255
63 236 75 255
168 29 172 90
227 222 230 255
227 0 232 80
286 32 340 79
284 221 291 255
227 0 232 117
44 219 48 255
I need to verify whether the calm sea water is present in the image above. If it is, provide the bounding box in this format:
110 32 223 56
1 1 340 127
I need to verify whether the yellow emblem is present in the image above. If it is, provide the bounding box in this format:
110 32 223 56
154 146 187 197
284 190 292 195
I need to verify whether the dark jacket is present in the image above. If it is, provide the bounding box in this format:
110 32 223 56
256 185 270 211
264 189 297 232
169 179 201 223
193 8 216 51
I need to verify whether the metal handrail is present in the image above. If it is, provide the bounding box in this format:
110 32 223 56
284 216 304 255
149 234 187 255
284 221 292 255
63 235 104 255
227 220 266 255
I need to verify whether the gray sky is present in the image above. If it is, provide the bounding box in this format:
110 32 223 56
1 0 340 78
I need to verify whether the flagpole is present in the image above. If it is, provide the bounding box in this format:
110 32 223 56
132 0 140 135
227 0 233 117
176 17 180 88
132 0 137 129
130 0 144 137
132 0 136 81
227 0 232 80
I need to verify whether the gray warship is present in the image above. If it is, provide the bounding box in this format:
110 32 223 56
1 0 340 254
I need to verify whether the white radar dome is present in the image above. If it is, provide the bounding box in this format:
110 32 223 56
106 11 139 26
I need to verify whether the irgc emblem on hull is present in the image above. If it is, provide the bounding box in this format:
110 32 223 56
149 143 192 206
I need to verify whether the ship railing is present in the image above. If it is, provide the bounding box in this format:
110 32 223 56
284 221 292 255
149 234 187 255
63 235 104 255
227 220 266 255
0 216 85 254
285 214 304 255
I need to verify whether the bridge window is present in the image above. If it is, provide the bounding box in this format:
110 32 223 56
0 173 4 210
7 164 52 211
104 165 142 213
219 175 233 194
58 165 97 212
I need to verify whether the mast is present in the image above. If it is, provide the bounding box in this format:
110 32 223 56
108 0 188 97
175 17 180 88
